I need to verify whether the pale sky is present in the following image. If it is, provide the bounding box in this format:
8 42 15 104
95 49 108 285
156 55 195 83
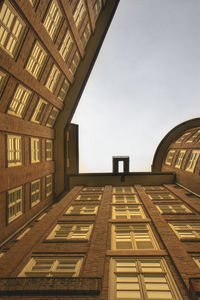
72 0 200 173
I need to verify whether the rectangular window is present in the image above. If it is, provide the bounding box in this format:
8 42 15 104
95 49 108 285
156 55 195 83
112 205 145 219
45 64 60 93
66 205 98 215
43 0 62 40
31 179 40 207
169 222 200 240
0 0 25 56
112 194 139 204
73 0 87 31
143 186 166 191
26 41 47 78
58 79 70 101
148 193 176 200
47 223 93 240
185 150 200 173
7 186 22 223
76 194 101 201
46 139 53 160
175 150 186 169
175 132 191 143
186 129 200 143
81 22 91 48
113 186 135 193
112 224 158 250
7 85 31 118
156 204 192 214
7 135 22 167
46 107 59 127
93 0 102 21
59 31 74 62
109 257 182 300
82 187 104 192
31 138 40 163
19 256 83 277
69 50 80 75
31 98 48 124
165 150 175 166
46 174 53 196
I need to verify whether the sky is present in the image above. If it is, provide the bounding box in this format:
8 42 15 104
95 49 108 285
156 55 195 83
72 0 200 173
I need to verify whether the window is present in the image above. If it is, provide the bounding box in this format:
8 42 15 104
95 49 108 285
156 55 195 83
112 195 139 204
66 205 98 215
156 204 192 214
148 193 175 200
169 222 200 240
143 186 166 191
58 79 70 101
113 186 135 193
175 150 186 169
82 187 104 192
0 0 25 56
43 0 62 40
185 150 200 173
45 64 60 93
46 139 53 160
73 0 87 31
47 223 93 240
31 138 40 163
112 224 158 250
112 205 146 219
31 179 40 207
31 98 48 124
76 194 101 201
69 50 80 75
186 129 200 143
7 85 31 118
81 23 91 48
19 256 83 277
109 257 182 300
175 132 191 143
46 107 59 127
26 41 47 78
7 186 22 223
59 31 74 62
93 0 102 21
7 135 22 167
46 174 53 196
165 150 175 166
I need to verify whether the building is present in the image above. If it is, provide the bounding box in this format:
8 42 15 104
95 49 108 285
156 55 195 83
0 1 200 299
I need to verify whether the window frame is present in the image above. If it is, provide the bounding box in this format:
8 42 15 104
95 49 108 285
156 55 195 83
65 205 98 215
30 179 40 207
73 0 87 31
45 64 61 93
169 222 200 240
43 0 62 40
31 98 48 124
7 84 31 118
185 150 200 173
31 137 40 163
46 107 59 127
112 205 146 220
76 194 102 201
59 30 74 62
112 194 140 204
165 150 175 166
45 139 53 161
7 186 23 223
47 223 93 241
26 41 47 78
175 150 186 169
46 174 53 197
156 204 192 214
7 134 22 167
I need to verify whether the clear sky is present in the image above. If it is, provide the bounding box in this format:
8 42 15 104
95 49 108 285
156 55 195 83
72 0 200 173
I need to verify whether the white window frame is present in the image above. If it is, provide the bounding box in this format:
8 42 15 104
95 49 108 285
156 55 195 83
7 135 22 167
113 186 135 194
47 223 93 240
31 179 40 207
69 50 80 75
58 79 70 101
165 150 175 166
148 193 176 200
43 0 62 40
31 98 48 124
19 256 83 277
112 194 139 204
59 30 74 62
46 174 53 197
0 0 25 57
76 194 101 201
45 64 60 93
7 84 31 118
46 107 59 127
45 139 53 160
156 204 192 214
26 41 47 78
73 0 87 31
169 222 200 240
112 205 146 219
65 205 98 215
31 137 40 163
185 150 200 173
7 186 23 223
175 150 186 169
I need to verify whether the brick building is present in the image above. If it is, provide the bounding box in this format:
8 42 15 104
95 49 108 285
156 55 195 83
0 1 200 299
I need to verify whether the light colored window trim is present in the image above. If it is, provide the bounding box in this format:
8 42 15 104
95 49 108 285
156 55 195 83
0 70 6 90
93 0 102 21
59 30 74 62
185 150 200 173
143 186 166 191
186 129 200 143
46 174 53 197
46 107 59 127
7 186 23 223
69 50 80 75
45 139 53 160
165 150 175 166
57 79 70 102
148 193 176 200
7 84 31 118
76 194 101 201
113 186 135 194
169 222 200 240
31 98 48 124
82 187 104 192
109 257 183 300
45 64 60 93
47 223 93 240
112 223 159 250
0 0 25 57
26 41 47 78
7 135 22 167
112 205 146 219
156 204 192 214
31 179 40 207
175 150 186 169
43 0 62 40
81 22 91 48
112 194 139 204
31 138 40 163
65 205 98 215
175 132 191 143
73 0 87 31
19 256 83 277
